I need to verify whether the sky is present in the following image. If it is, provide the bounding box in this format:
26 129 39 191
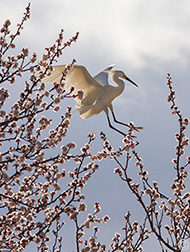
1 0 190 251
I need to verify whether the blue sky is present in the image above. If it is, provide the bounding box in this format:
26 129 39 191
1 0 190 251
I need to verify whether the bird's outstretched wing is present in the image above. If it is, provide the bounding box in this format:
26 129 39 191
43 65 101 90
93 65 115 86
43 65 102 107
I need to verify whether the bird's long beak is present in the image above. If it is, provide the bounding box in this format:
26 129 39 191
123 75 138 87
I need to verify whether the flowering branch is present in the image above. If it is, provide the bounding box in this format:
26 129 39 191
106 74 190 252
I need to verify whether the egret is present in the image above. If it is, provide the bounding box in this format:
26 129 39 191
43 64 142 136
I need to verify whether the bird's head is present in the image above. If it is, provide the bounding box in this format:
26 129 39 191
112 70 138 87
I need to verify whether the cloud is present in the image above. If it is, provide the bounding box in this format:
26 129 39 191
1 0 190 70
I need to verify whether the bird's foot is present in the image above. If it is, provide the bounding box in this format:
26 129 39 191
133 126 143 131
128 122 143 132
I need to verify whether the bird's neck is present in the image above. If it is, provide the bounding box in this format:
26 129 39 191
112 75 125 95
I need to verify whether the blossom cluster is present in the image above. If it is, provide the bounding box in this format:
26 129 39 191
76 203 110 252
0 4 31 84
110 212 149 251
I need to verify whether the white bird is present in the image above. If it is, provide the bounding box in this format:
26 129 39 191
43 64 142 136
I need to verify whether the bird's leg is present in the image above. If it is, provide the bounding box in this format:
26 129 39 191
106 114 126 136
111 111 143 131
112 111 130 128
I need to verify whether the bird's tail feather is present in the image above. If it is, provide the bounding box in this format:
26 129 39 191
76 104 96 119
